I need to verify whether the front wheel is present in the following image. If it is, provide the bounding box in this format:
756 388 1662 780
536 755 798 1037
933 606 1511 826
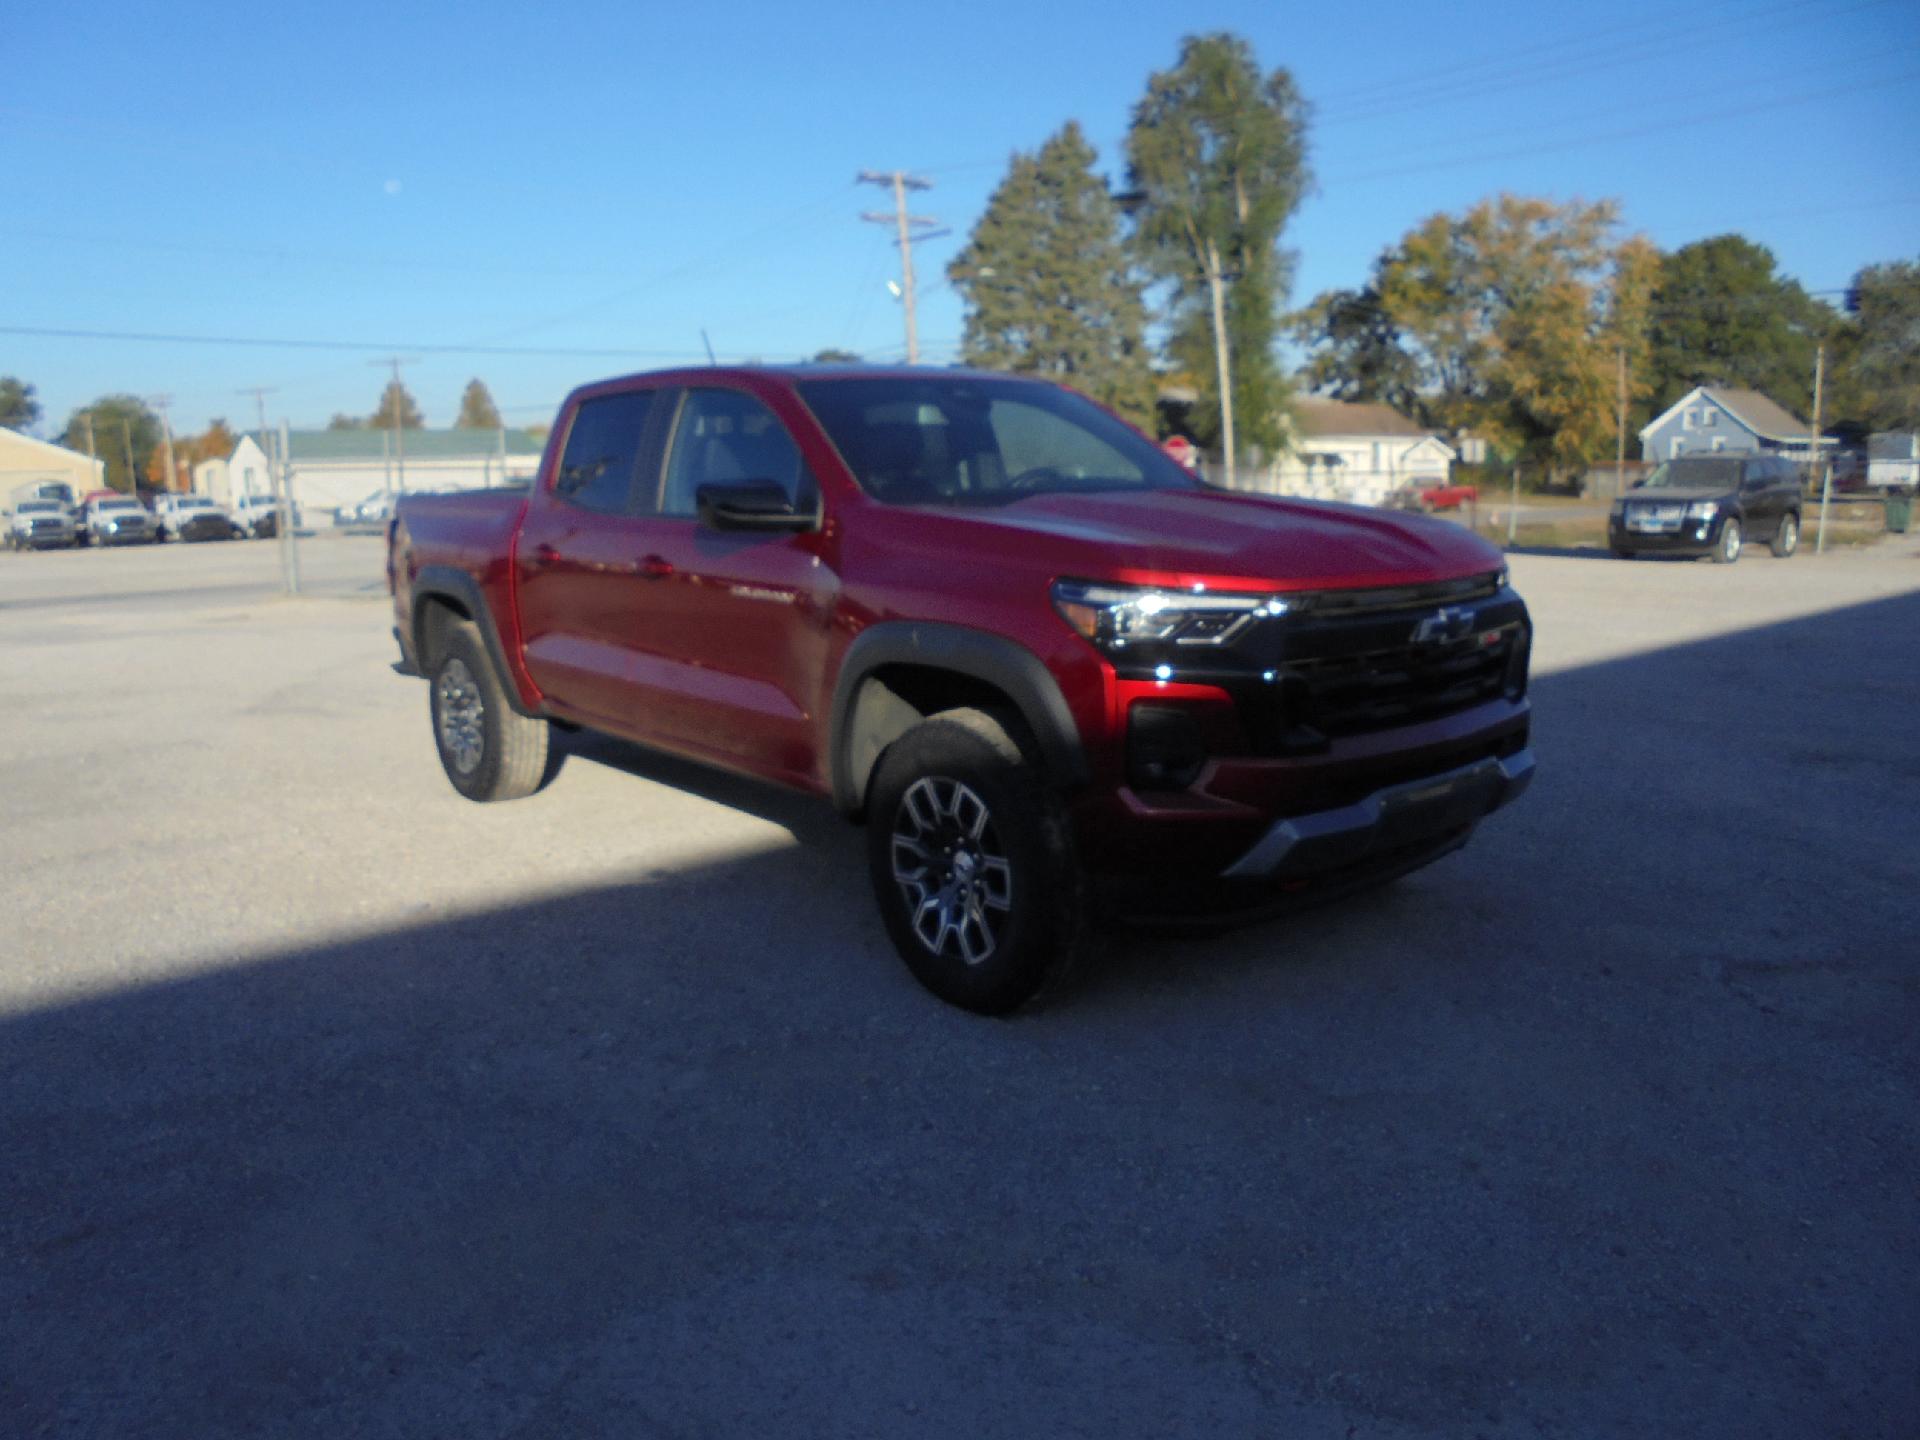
1712 518 1743 564
866 709 1085 1015
1771 512 1800 558
428 620 554 802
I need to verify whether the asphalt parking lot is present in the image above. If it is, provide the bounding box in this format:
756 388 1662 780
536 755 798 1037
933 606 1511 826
3 532 1916 1438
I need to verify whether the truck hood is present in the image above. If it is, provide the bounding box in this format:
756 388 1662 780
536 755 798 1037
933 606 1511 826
913 487 1503 591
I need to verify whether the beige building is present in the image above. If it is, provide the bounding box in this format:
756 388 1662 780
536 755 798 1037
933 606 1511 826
1 429 106 504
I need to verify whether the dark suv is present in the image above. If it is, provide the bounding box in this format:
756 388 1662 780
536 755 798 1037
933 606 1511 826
1610 454 1802 562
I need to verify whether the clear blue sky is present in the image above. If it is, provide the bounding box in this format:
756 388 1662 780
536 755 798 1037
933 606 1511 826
5 0 1916 436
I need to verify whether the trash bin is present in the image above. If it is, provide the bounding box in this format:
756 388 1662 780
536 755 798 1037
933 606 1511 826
1887 493 1913 534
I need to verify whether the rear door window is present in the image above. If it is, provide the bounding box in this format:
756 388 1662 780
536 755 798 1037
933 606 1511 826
555 391 660 515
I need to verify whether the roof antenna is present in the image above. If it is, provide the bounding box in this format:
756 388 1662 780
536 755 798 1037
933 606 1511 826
700 330 717 366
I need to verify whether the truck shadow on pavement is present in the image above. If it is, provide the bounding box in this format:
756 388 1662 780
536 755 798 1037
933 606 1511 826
4 592 1916 1438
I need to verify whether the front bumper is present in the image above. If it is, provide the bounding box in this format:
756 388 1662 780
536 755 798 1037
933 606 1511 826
1222 747 1533 879
1610 513 1727 555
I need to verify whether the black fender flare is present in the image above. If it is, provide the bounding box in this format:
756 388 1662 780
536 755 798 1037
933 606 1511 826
409 565 538 717
829 621 1087 814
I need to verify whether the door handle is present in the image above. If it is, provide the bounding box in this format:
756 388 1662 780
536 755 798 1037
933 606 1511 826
528 542 560 568
638 554 674 580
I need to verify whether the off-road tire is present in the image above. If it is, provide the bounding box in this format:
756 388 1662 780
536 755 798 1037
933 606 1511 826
428 619 552 802
1770 511 1800 558
866 708 1086 1015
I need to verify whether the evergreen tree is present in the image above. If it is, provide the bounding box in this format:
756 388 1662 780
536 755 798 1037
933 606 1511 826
456 378 503 429
949 122 1154 427
1124 34 1311 461
371 380 424 430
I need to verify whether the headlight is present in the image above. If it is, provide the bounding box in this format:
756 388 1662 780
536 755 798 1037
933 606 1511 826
1685 501 1719 521
1051 579 1286 652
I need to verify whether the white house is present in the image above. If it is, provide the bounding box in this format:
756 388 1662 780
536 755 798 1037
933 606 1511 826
1267 399 1457 508
212 428 544 516
1 428 106 502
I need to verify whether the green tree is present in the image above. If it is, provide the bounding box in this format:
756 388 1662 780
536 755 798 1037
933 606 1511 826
0 376 41 432
327 413 365 430
59 395 161 494
1644 235 1830 415
1336 195 1642 472
455 378 502 429
808 348 862 363
1290 286 1422 419
1124 33 1311 469
1833 258 1920 430
371 380 424 430
949 121 1155 426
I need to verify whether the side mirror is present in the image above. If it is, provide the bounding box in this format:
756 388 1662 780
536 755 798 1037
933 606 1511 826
696 480 814 533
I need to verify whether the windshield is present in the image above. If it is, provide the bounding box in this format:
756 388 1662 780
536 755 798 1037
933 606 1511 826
19 501 62 514
100 500 141 512
794 375 1194 507
1642 457 1740 489
180 498 217 509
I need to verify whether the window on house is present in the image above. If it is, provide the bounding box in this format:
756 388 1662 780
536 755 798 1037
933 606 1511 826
1711 436 1725 452
1684 409 1697 429
1703 410 1716 428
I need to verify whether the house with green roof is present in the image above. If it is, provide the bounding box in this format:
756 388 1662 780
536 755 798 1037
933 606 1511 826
203 428 544 515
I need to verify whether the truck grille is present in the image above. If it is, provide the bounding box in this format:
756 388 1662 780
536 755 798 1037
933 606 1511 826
1285 624 1523 738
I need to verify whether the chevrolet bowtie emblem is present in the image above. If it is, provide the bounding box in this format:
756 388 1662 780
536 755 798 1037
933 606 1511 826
1411 605 1473 645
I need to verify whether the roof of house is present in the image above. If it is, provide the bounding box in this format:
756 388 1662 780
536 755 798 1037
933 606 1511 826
1640 385 1829 444
237 428 543 463
0 428 106 468
1291 398 1434 440
1705 388 1814 442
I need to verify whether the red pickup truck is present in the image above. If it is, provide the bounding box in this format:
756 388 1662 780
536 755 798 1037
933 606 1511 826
390 366 1533 1012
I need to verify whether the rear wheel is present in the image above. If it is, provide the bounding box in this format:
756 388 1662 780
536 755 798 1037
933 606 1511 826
1712 518 1743 564
866 709 1084 1015
1770 512 1800 558
428 620 553 802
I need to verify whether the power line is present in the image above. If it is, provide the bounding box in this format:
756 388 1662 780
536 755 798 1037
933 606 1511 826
1 324 712 359
1315 0 1883 125
1327 67 1920 186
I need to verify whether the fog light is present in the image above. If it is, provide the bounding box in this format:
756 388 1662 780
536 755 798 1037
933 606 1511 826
1128 703 1207 790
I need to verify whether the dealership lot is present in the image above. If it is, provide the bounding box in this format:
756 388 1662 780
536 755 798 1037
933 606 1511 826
3 534 1916 1436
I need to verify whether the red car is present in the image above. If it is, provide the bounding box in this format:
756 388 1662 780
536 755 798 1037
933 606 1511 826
390 367 1533 1012
1389 479 1479 513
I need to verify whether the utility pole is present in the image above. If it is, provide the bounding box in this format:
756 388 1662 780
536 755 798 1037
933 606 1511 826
237 387 277 501
1614 346 1628 501
151 395 179 494
275 416 301 595
119 422 136 496
1204 240 1236 489
373 357 413 495
858 171 938 364
1811 344 1831 555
